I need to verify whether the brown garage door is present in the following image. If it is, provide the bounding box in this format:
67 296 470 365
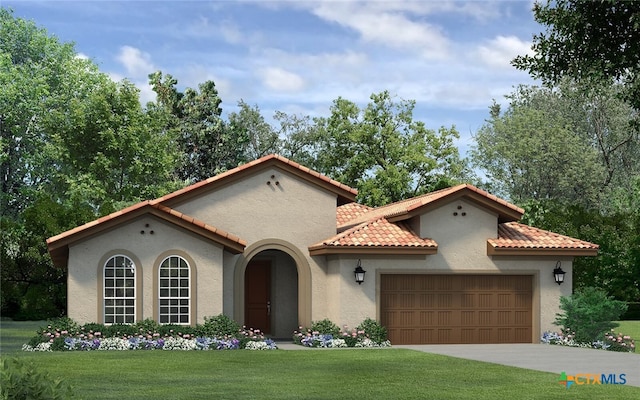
381 274 532 344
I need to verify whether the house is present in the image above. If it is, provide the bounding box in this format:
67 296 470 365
46 154 598 344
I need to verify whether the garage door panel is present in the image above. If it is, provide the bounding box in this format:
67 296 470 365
381 274 533 344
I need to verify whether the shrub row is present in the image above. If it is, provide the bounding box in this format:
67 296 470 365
25 315 273 351
293 318 390 348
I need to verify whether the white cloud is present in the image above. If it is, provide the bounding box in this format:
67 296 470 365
258 67 306 92
310 2 451 59
476 35 533 69
115 46 156 78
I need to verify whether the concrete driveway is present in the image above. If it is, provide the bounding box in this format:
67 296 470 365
396 344 640 388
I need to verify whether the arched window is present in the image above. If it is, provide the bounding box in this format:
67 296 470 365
159 255 190 324
104 255 136 324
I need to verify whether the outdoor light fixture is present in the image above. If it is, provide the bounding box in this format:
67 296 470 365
553 261 565 285
354 260 366 285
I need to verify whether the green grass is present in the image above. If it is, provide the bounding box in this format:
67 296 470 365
2 321 639 399
6 351 639 399
0 320 44 354
614 320 640 341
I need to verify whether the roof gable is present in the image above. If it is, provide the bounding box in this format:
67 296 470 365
158 154 357 207
338 184 523 230
47 202 246 267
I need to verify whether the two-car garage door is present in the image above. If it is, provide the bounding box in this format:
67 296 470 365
381 274 532 344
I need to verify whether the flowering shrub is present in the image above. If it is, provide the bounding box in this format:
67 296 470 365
23 316 277 351
293 318 391 348
541 328 635 353
244 339 277 350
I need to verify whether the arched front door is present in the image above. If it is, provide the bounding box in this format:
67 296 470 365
235 239 312 337
244 260 271 334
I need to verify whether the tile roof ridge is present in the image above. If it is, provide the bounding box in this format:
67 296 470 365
153 153 357 204
151 203 246 245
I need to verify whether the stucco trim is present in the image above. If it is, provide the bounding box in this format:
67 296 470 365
374 269 540 344
96 250 143 324
233 239 312 327
152 250 198 327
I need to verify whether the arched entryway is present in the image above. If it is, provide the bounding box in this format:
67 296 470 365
234 239 312 338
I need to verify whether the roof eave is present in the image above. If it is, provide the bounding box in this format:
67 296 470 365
487 243 599 257
308 246 438 256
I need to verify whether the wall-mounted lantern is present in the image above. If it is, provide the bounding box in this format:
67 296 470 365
553 261 565 285
354 260 366 285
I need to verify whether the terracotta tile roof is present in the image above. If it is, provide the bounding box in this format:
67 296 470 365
156 154 357 205
47 201 247 267
309 217 438 255
336 203 372 226
338 184 524 229
488 222 599 255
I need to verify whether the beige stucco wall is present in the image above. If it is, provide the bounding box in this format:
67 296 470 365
67 215 225 325
176 167 337 323
324 200 573 340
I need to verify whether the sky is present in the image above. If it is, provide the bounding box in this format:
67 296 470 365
3 0 542 154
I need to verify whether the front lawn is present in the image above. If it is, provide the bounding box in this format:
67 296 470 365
7 350 639 399
0 320 44 353
2 321 639 399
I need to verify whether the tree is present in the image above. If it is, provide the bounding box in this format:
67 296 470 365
50 77 182 214
309 91 469 206
275 111 325 168
512 1 640 115
1 8 93 219
521 199 640 304
0 10 182 318
472 82 639 210
227 100 279 160
472 86 604 206
148 71 249 182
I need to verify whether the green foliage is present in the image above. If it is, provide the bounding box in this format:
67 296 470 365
513 0 640 115
104 323 137 337
149 71 248 181
471 83 624 207
356 318 388 344
44 317 79 335
0 357 74 399
554 287 628 343
0 10 182 319
134 318 161 335
522 200 640 303
157 324 195 337
308 91 469 206
198 314 240 338
310 318 340 336
228 100 279 160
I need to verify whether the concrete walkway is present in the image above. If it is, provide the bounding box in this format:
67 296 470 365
277 342 640 387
